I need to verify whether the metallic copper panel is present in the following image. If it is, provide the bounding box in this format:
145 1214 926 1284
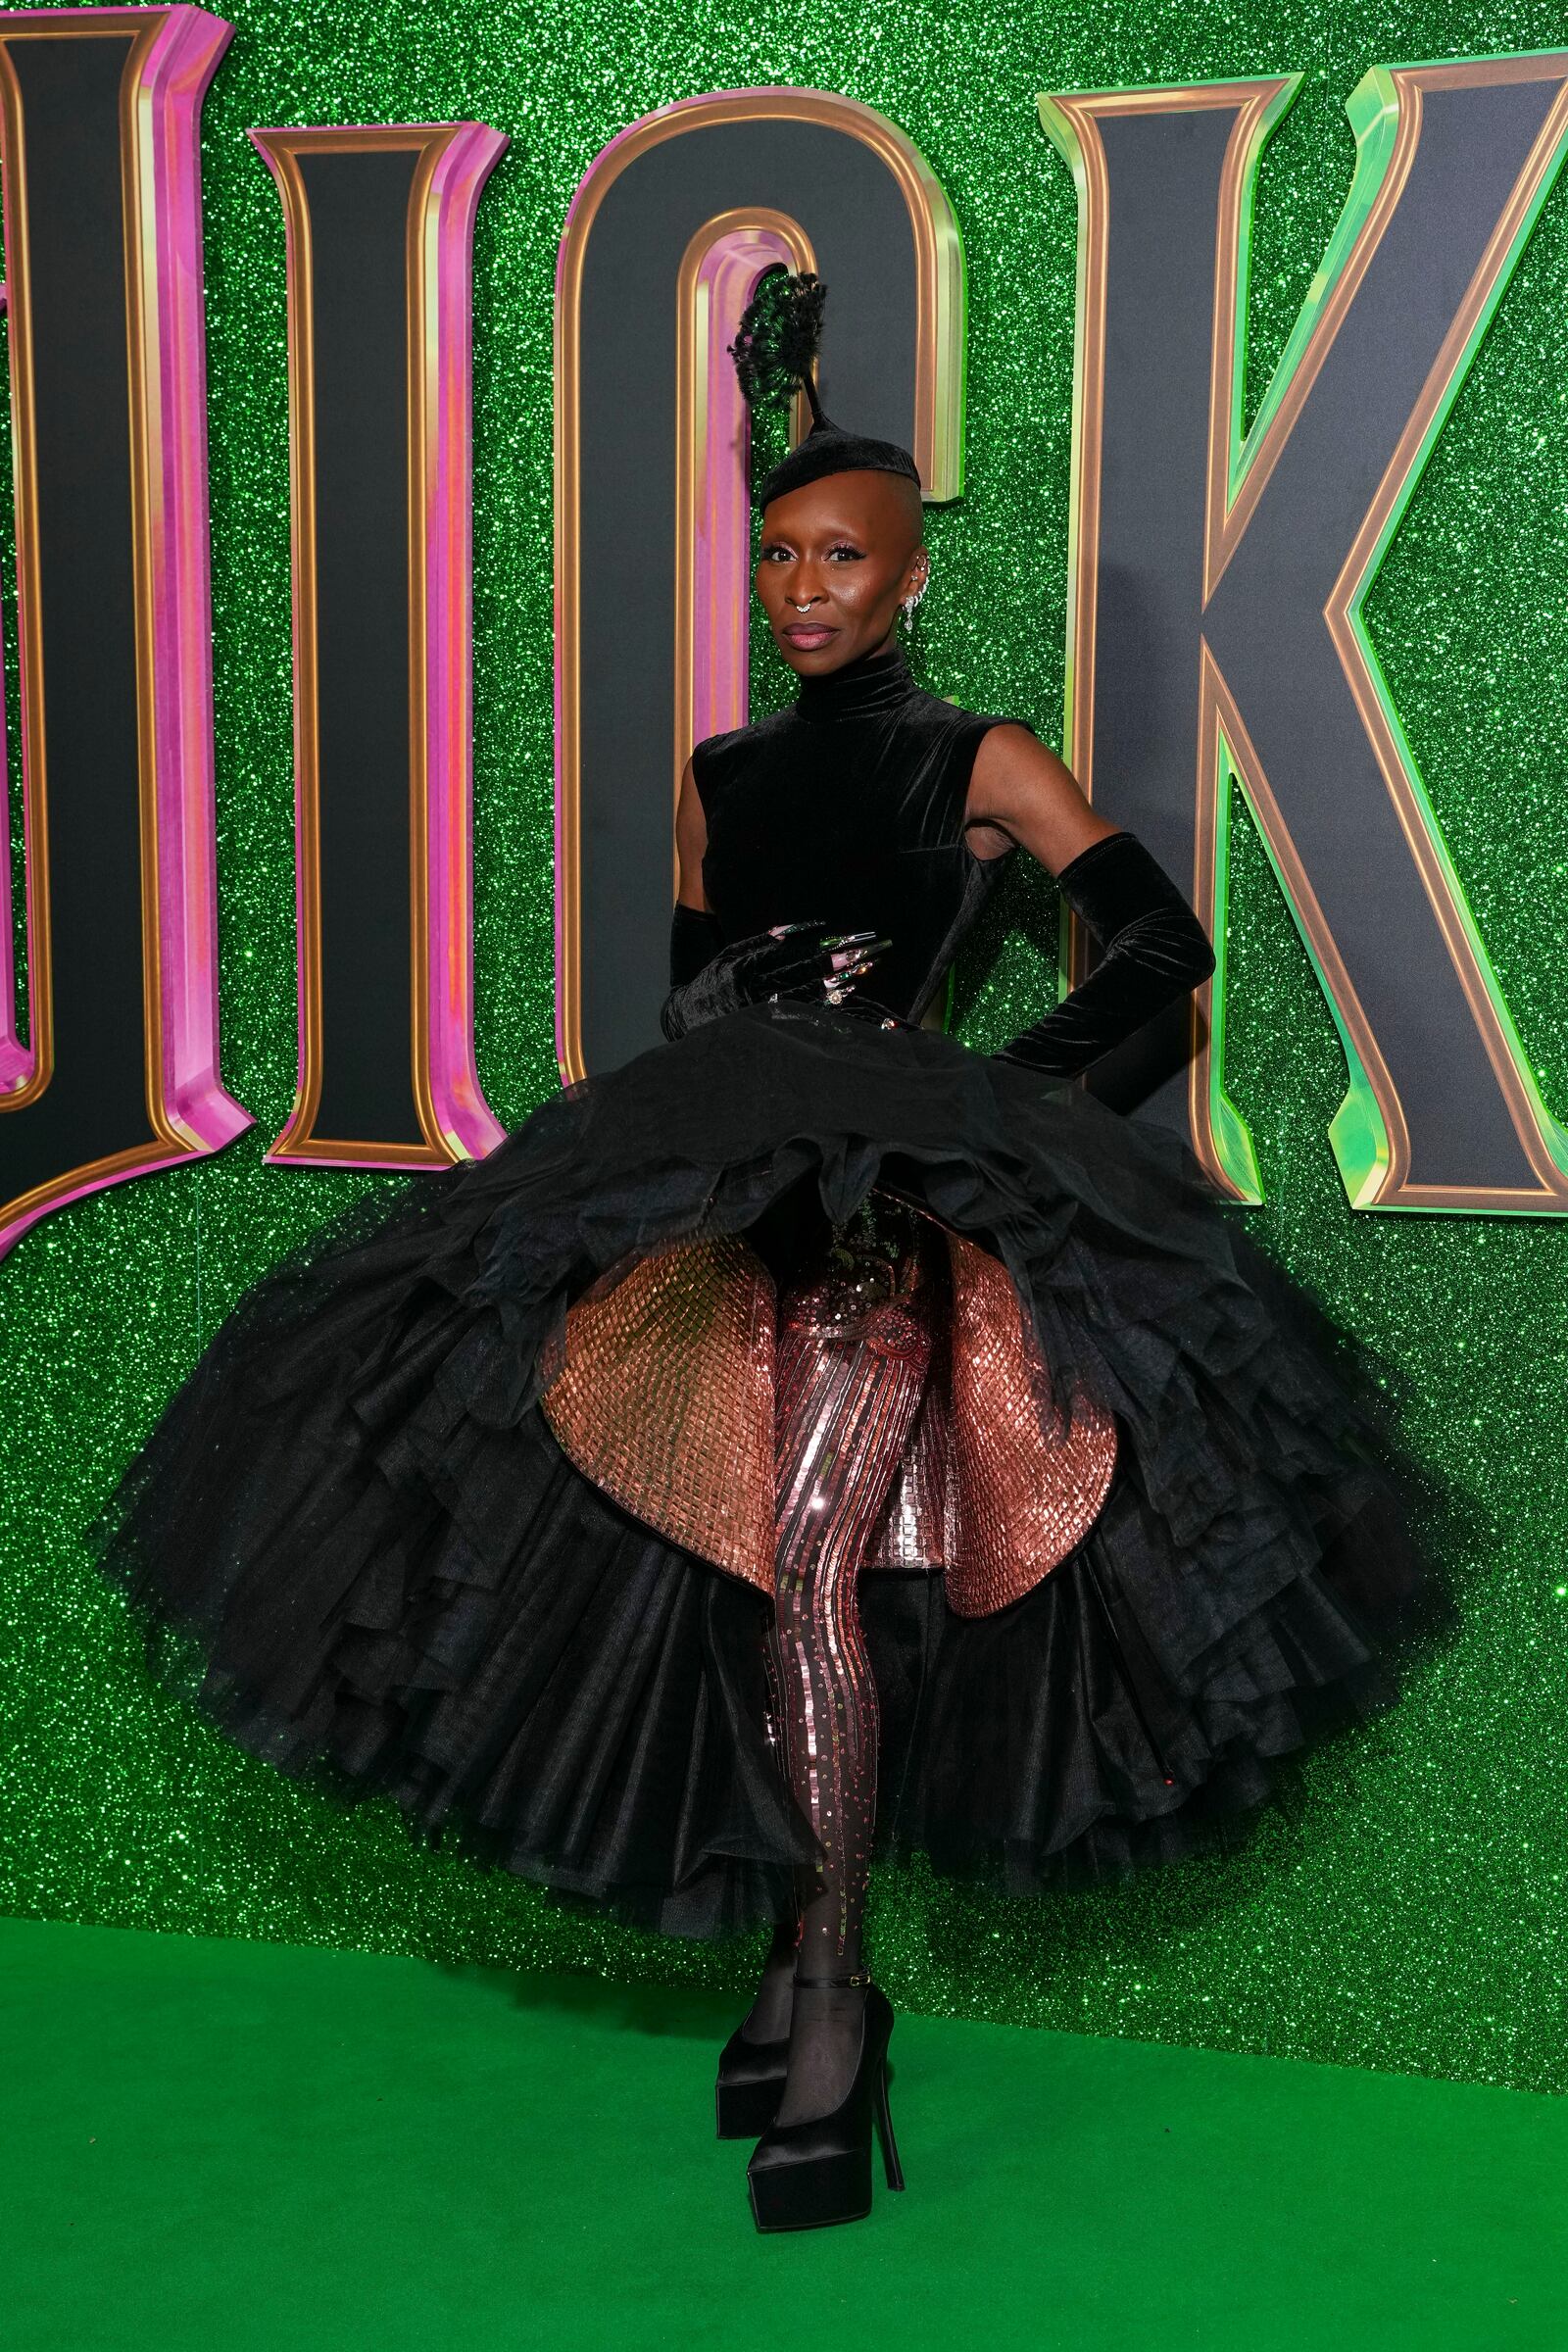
942 1230 1117 1617
539 1233 777 1592
541 1201 1117 1620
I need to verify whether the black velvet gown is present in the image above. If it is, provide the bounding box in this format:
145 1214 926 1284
92 642 1424 1938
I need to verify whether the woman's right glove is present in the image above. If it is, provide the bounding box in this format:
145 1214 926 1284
660 906 885 1042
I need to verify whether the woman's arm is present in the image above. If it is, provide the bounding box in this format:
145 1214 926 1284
669 757 725 992
962 724 1215 1078
674 755 711 913
963 722 1119 870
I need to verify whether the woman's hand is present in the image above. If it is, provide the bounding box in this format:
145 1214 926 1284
667 756 886 1033
660 923 888 1042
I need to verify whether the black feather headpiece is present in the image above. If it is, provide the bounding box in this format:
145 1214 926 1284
727 265 922 510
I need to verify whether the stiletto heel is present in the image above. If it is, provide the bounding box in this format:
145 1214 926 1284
714 2022 789 2139
872 2049 904 2190
745 1973 904 2231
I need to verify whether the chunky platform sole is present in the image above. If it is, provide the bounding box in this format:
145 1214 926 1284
745 1983 905 2231
749 2145 873 2232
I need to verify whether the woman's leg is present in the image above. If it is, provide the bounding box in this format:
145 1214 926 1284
767 1195 935 2124
732 1615 803 2044
735 1916 800 2044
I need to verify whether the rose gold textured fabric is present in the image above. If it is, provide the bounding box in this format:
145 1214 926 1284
860 1298 956 1571
539 1200 1117 1617
538 1236 776 1592
942 1230 1118 1616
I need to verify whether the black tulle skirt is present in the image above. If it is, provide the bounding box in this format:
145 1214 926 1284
90 1001 1427 1938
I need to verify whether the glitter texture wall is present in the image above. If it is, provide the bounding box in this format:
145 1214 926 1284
2 0 1565 2097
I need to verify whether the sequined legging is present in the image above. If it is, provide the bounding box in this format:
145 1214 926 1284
764 1195 937 1964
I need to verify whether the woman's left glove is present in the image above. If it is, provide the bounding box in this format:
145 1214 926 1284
992 830 1215 1078
660 906 884 1042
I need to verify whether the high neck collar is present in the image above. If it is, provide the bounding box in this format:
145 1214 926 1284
793 640 918 723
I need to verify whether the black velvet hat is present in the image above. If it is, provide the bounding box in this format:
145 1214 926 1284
728 265 923 510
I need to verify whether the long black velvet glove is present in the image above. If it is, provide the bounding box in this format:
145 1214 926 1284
994 829 1215 1078
661 906 877 1042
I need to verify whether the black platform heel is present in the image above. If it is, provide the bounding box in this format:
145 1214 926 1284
714 1919 796 2137
745 1971 905 2232
714 2021 790 2139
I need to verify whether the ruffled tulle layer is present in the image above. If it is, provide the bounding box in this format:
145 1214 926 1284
91 1001 1425 1936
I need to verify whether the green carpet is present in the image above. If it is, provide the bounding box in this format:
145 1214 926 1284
3 1916 1562 2351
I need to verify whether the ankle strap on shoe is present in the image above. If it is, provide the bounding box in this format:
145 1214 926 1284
794 1969 872 1988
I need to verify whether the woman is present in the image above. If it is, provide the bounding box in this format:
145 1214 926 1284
93 269 1423 2235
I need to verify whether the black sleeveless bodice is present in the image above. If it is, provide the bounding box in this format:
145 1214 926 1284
691 642 1028 1024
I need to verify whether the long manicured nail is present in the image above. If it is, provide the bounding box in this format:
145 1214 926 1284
821 929 876 950
770 919 826 938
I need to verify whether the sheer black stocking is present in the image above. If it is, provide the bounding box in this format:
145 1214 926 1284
764 1196 935 2126
737 1915 798 2045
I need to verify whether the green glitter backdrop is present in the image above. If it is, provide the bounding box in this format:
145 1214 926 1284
2 0 1565 2097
